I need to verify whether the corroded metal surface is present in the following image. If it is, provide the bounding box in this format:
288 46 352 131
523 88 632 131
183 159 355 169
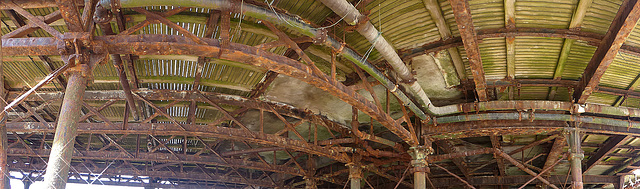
4 0 640 188
449 0 488 101
426 175 617 188
573 0 640 103
2 34 414 144
42 68 88 189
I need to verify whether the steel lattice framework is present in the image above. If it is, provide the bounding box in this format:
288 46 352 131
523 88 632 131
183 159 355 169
2 0 640 188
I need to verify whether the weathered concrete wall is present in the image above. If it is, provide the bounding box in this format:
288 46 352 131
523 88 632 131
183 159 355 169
412 54 462 100
264 75 354 124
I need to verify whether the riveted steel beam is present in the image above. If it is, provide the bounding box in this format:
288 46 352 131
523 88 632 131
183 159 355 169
1 35 415 144
573 0 640 103
13 88 640 123
583 135 629 173
0 28 7 189
424 175 618 188
449 0 488 101
6 121 351 162
542 135 566 180
9 159 277 187
423 119 640 139
400 27 622 60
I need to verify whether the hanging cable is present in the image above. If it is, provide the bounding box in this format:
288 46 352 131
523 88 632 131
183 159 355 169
264 0 363 30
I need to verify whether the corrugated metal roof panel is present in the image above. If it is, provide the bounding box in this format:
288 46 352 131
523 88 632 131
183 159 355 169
552 87 572 101
277 0 334 25
515 0 575 29
599 52 640 89
514 86 549 100
469 0 505 30
478 37 506 80
624 17 640 47
587 92 618 106
514 37 563 79
457 46 472 80
3 60 64 90
349 0 441 50
619 97 640 108
561 40 596 80
582 0 622 35
439 0 460 37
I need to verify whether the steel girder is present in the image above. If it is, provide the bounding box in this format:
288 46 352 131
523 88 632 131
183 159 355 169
424 120 640 139
1 34 415 145
2 1 640 188
399 27 640 60
2 89 410 186
7 157 279 188
12 90 640 139
425 175 619 188
6 122 351 161
5 90 356 162
11 87 640 120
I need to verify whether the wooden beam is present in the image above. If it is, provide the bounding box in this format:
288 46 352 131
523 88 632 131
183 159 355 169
54 0 84 32
573 0 640 103
548 0 593 100
422 0 467 80
504 0 516 100
542 135 566 177
490 136 506 177
607 151 640 175
204 10 221 38
613 70 640 106
583 135 629 173
449 0 488 101
504 0 516 78
435 140 472 180
188 57 207 125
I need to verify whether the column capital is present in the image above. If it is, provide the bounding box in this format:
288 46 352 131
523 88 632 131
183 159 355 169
408 146 433 172
347 163 363 179
570 152 585 161
304 176 317 189
564 127 584 155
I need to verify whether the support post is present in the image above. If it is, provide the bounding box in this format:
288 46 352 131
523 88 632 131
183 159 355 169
409 146 432 189
304 176 317 189
348 163 362 189
110 54 139 121
566 127 584 189
0 32 9 189
615 175 624 189
22 180 31 189
42 64 89 189
305 155 317 189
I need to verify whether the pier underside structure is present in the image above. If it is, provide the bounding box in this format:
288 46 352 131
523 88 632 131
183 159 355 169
3 0 640 188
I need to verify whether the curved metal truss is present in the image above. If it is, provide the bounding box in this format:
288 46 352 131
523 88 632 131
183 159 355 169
3 90 406 187
3 0 640 188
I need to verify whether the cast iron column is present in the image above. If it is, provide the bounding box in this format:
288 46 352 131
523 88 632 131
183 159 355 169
305 155 317 189
0 37 9 189
0 119 6 189
22 180 30 189
304 176 317 189
0 117 7 189
409 146 431 189
43 64 89 189
566 127 584 189
348 163 362 189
